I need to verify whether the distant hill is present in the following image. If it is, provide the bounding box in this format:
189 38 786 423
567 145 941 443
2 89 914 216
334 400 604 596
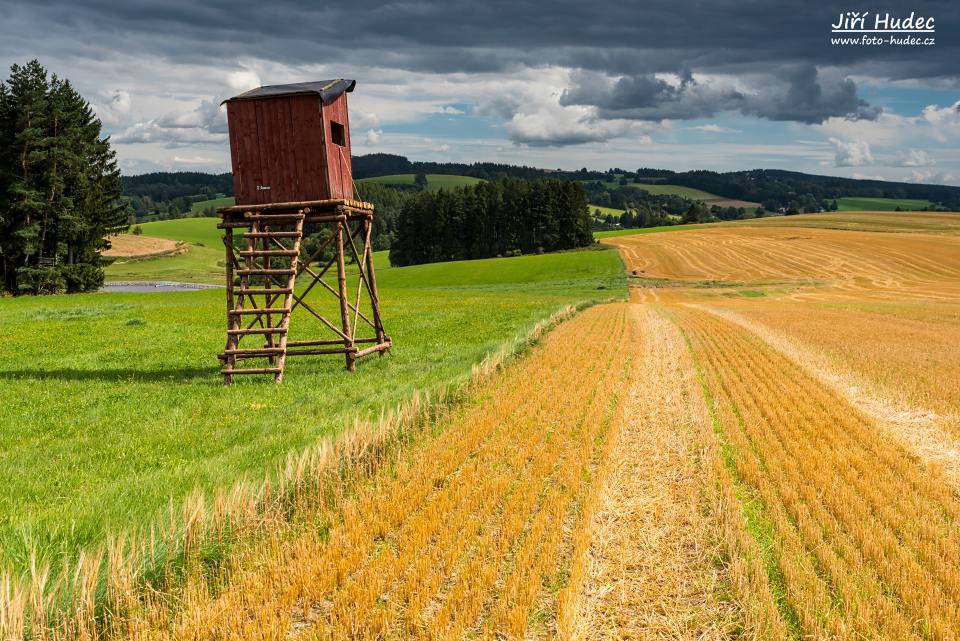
357 174 484 192
121 158 960 223
665 169 960 208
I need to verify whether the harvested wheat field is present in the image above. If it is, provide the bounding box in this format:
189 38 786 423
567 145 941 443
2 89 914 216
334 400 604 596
103 234 182 258
607 211 960 639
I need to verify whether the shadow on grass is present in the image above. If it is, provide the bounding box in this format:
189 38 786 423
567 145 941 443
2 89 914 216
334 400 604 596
0 366 218 383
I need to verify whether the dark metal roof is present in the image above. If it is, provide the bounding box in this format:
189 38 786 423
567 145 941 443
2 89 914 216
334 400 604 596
223 79 356 104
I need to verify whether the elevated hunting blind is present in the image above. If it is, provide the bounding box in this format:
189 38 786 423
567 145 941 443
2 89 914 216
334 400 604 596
217 79 390 384
225 79 356 204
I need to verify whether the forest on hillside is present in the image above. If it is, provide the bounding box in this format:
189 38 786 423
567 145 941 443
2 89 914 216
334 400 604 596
389 178 593 266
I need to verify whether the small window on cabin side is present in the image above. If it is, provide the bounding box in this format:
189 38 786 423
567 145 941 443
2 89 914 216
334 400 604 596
331 121 346 146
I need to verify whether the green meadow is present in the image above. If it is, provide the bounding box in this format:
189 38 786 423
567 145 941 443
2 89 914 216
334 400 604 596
0 226 625 572
592 180 722 200
589 204 626 217
356 173 484 192
190 195 235 213
593 223 711 239
835 196 932 211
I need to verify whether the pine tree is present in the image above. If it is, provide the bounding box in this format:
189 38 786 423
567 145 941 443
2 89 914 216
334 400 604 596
0 60 126 294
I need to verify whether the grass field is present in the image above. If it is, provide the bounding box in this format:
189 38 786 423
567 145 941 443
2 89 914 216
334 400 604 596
0 242 624 582
589 204 625 217
593 223 709 239
593 180 722 200
190 195 235 213
836 196 932 211
356 173 484 192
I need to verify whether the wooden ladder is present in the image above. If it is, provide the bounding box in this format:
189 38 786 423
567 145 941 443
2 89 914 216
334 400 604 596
220 212 305 384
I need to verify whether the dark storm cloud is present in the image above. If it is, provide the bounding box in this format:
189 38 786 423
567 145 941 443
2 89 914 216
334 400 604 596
2 0 957 145
561 65 881 124
7 0 957 75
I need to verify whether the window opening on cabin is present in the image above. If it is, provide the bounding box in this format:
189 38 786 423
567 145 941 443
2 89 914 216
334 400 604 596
331 121 346 146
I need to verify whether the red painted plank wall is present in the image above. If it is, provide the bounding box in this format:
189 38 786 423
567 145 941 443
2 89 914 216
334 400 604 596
320 93 354 200
227 93 344 205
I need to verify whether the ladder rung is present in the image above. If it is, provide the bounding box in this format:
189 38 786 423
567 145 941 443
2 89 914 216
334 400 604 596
236 268 296 275
243 231 302 238
221 367 282 375
222 347 285 356
237 250 300 257
229 307 290 315
227 327 285 335
237 288 293 295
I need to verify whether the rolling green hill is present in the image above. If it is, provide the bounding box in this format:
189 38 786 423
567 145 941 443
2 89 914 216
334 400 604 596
593 180 722 200
190 195 235 213
589 204 626 217
357 174 484 192
836 197 932 212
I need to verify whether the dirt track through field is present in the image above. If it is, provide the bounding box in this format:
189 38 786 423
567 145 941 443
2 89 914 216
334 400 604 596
559 305 738 639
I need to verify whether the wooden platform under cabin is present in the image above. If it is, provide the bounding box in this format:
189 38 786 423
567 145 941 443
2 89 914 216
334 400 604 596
217 198 375 225
216 199 391 384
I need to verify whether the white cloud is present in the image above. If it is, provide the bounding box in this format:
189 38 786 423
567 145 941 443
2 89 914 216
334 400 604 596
92 89 132 126
922 100 960 142
351 110 381 129
829 137 873 167
364 129 383 144
431 143 451 152
851 172 885 180
903 169 959 185
816 111 911 146
112 120 226 145
226 68 261 93
172 155 217 165
688 123 741 133
894 149 935 167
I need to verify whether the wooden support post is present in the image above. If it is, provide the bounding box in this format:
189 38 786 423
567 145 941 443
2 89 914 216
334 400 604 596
223 229 236 384
363 218 387 346
335 221 355 371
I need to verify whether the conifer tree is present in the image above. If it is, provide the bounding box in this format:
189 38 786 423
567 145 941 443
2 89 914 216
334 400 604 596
0 60 126 294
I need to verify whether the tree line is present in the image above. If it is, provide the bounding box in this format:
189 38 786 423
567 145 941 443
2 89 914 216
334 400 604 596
389 178 593 266
122 172 233 221
0 60 126 294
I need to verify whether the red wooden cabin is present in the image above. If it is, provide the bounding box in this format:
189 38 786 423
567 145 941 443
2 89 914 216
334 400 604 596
223 79 356 206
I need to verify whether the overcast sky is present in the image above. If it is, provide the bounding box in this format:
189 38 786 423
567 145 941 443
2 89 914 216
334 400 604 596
2 0 958 183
